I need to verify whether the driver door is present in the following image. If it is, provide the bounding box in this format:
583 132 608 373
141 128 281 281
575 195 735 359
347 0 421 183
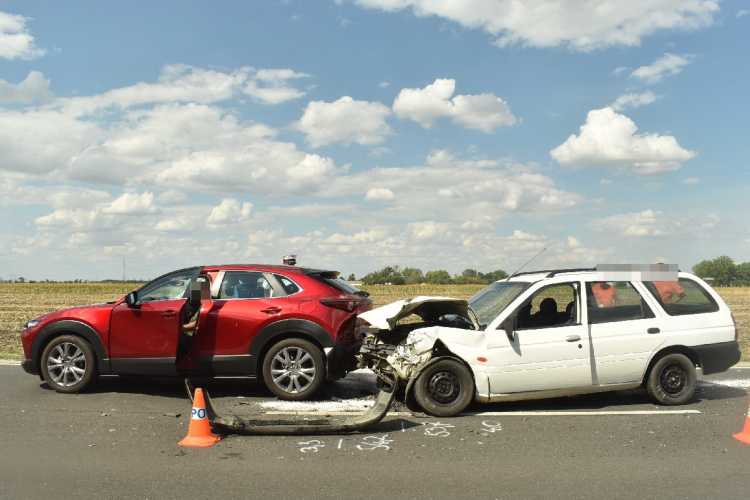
485 282 593 395
109 267 203 376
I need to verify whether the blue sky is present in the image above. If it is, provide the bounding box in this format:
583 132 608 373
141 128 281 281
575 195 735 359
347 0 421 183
0 0 748 281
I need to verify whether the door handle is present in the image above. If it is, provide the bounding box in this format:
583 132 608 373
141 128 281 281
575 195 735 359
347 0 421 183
261 307 283 315
565 335 581 342
647 327 660 334
160 310 176 318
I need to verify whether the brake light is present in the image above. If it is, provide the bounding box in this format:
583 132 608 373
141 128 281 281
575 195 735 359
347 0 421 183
321 299 367 312
732 312 739 341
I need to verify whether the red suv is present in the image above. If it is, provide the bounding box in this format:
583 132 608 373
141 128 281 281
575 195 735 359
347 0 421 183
21 265 372 400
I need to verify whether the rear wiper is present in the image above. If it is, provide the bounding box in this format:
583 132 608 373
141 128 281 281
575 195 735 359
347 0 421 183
355 290 370 297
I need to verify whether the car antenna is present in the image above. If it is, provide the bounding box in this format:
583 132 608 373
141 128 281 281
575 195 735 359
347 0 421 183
506 247 546 281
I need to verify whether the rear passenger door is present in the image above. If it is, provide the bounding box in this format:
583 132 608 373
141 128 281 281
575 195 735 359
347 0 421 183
194 270 291 375
586 281 665 385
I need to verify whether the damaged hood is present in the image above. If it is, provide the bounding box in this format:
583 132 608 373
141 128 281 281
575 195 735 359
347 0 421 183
358 295 479 330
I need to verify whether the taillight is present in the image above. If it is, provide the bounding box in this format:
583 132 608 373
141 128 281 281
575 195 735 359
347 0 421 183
732 312 739 341
321 299 368 312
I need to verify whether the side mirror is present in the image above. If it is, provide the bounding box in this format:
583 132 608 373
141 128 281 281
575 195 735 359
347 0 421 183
125 291 138 307
502 316 515 342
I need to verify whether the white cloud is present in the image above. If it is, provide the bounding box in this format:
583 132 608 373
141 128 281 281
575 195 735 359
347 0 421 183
393 78 516 132
206 198 253 225
330 149 583 223
101 192 160 215
0 12 45 60
241 68 311 104
0 71 53 103
682 177 700 184
550 107 697 177
365 187 396 201
611 90 660 111
347 0 720 51
589 209 720 237
294 96 394 147
157 190 189 205
630 53 694 84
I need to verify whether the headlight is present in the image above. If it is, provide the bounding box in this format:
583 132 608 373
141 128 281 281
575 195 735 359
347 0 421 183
22 319 41 331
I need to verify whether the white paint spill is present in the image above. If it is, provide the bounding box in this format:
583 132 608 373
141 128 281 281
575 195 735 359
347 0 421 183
698 378 750 390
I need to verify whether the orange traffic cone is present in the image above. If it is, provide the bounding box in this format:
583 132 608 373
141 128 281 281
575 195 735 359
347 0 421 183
734 397 750 444
179 388 221 447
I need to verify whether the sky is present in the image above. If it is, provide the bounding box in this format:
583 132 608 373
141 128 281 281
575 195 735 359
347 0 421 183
0 0 748 282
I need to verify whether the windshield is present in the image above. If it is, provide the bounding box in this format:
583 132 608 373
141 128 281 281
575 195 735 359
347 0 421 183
468 281 528 328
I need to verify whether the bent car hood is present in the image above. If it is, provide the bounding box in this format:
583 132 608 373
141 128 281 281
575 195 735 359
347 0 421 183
358 295 479 330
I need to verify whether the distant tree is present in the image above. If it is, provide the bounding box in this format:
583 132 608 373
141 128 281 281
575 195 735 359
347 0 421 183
425 269 452 284
17 277 25 283
401 267 424 284
736 262 750 283
692 256 736 286
461 269 478 279
692 259 713 280
347 273 356 281
712 256 736 286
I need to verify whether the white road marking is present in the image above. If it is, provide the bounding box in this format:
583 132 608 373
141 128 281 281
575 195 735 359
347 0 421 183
466 410 701 416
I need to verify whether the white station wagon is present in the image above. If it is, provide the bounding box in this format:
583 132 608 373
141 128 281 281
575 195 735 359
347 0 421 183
356 269 741 417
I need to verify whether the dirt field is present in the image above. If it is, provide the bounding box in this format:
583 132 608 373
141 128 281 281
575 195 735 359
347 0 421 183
2 282 748 361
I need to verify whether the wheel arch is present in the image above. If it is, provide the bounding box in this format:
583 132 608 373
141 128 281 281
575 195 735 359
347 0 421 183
30 321 111 378
643 345 700 384
405 341 477 400
249 319 335 379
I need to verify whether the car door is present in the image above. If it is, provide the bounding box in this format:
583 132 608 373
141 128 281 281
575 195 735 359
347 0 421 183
192 270 291 376
485 282 593 394
585 281 666 385
109 267 203 376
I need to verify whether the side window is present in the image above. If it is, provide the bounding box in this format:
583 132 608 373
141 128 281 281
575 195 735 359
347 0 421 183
218 271 274 299
273 274 302 296
138 270 195 303
517 283 578 330
586 282 654 325
643 278 719 316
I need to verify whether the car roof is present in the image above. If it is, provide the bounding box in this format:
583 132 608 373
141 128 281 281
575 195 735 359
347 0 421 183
201 264 339 277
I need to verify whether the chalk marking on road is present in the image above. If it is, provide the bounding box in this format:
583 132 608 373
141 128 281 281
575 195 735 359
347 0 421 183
465 410 701 416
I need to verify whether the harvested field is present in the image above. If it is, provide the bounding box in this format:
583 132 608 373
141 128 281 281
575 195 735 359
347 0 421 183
1 283 748 361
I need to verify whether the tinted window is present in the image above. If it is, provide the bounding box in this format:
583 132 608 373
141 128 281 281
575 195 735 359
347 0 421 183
219 271 274 299
138 269 195 303
516 283 578 329
643 278 719 316
273 273 302 296
324 276 361 295
586 282 654 324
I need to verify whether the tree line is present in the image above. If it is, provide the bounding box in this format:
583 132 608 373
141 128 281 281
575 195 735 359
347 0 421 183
356 265 508 285
692 256 750 287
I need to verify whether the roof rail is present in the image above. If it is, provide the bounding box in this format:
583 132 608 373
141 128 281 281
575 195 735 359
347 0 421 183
511 268 596 278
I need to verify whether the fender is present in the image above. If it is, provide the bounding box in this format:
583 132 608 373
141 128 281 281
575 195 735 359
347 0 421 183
29 320 111 376
247 319 335 376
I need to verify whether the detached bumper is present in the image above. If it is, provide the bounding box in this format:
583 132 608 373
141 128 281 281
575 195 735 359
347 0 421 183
694 341 741 375
187 379 396 435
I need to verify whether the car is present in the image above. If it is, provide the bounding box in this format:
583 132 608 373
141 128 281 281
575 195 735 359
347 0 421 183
21 265 372 400
357 268 741 417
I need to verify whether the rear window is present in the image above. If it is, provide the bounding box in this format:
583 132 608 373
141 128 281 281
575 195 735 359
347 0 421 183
643 278 719 316
323 276 361 295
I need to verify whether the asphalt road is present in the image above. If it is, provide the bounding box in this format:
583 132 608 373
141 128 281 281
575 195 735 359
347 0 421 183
1 363 749 500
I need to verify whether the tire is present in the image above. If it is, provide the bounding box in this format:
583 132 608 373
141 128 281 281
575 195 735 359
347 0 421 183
262 338 326 400
646 353 696 405
40 335 98 393
414 358 474 417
